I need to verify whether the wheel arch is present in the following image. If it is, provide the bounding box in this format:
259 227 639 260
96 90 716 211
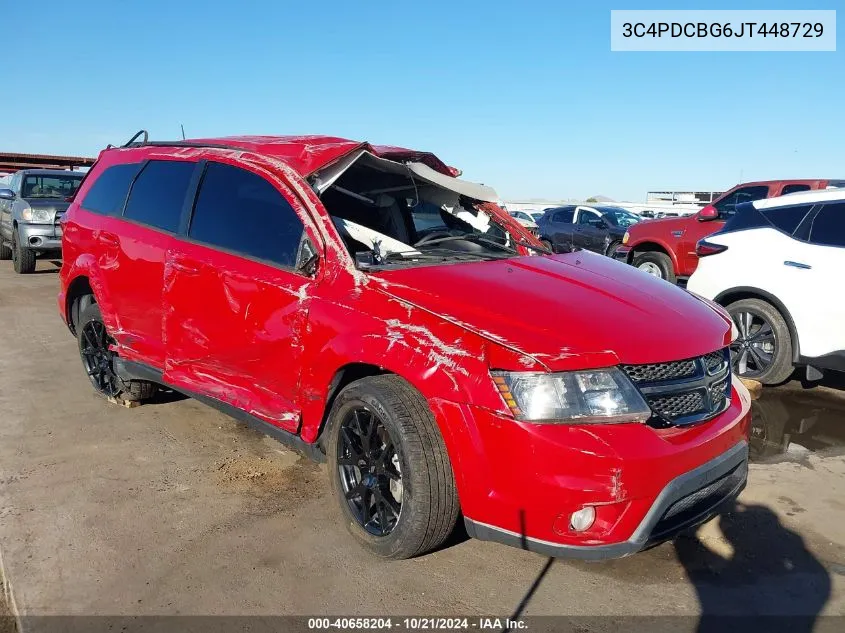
65 275 96 336
628 240 678 269
714 286 801 362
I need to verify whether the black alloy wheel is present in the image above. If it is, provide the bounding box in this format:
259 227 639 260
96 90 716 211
337 406 403 537
80 318 122 398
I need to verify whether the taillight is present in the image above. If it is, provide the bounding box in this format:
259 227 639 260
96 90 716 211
696 239 727 257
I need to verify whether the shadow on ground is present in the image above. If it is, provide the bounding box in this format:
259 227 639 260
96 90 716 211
504 501 831 632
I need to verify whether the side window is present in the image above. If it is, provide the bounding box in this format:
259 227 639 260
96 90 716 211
189 162 305 268
809 203 845 247
578 210 599 225
80 163 142 216
763 204 813 235
124 161 195 232
714 186 769 217
781 184 811 196
552 208 574 223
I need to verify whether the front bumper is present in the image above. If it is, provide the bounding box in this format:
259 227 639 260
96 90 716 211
613 244 631 262
443 375 751 560
465 440 748 559
18 222 62 252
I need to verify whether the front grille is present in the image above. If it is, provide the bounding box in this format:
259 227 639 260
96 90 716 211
621 348 731 427
621 359 697 384
648 391 706 419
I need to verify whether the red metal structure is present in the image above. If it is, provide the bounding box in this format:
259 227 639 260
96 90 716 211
0 152 95 174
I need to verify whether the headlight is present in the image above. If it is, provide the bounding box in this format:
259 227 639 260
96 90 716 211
21 207 54 223
492 368 651 424
622 231 630 245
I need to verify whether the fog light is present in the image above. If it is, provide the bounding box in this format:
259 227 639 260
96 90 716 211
570 506 596 532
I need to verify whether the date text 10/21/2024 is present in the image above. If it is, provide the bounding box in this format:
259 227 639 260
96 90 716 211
307 618 527 630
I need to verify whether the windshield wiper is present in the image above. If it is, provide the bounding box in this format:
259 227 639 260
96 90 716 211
416 234 519 255
513 239 552 255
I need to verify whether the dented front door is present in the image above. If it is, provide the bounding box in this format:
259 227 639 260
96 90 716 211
161 160 317 433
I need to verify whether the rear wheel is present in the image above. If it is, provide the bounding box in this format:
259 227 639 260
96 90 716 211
633 251 676 284
726 298 794 385
78 303 157 401
606 240 621 257
326 375 459 559
12 232 35 274
540 239 553 253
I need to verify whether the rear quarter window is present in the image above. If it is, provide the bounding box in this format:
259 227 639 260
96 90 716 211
124 160 197 232
763 204 814 235
809 202 845 247
80 163 142 216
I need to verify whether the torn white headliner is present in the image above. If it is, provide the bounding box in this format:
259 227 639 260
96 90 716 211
312 150 499 203
332 216 420 256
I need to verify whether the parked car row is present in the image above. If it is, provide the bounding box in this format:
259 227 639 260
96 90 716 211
614 179 844 283
53 132 750 562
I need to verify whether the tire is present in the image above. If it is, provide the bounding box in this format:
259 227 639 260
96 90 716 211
77 303 157 401
12 232 36 274
326 375 459 559
540 239 553 253
0 237 10 260
606 241 621 257
726 298 794 386
632 251 676 284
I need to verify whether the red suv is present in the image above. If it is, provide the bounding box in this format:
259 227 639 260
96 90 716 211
615 179 843 283
59 134 751 560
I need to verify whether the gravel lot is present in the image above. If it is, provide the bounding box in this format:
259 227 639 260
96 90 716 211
1 258 844 631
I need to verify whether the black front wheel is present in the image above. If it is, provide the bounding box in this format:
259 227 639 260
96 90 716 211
77 303 157 401
12 232 35 274
326 375 459 559
727 298 794 385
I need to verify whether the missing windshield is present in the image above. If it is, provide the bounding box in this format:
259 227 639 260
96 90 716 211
314 152 516 267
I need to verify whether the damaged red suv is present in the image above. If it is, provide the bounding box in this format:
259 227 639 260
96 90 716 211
59 133 751 560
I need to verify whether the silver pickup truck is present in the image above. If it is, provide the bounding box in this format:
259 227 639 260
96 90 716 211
0 169 84 273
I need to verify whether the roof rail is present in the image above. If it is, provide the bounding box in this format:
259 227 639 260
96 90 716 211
122 130 149 147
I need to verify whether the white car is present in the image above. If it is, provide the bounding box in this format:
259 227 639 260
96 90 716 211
687 188 845 385
508 210 539 234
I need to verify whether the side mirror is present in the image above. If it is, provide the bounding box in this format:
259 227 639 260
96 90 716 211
297 252 319 277
597 219 608 229
698 205 719 222
0 188 15 201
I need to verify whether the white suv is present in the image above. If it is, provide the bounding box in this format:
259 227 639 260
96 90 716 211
687 189 845 385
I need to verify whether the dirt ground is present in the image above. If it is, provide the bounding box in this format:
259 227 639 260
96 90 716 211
1 259 844 631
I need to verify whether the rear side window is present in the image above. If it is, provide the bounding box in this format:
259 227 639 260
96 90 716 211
763 204 813 235
124 161 196 232
781 184 811 195
80 163 141 216
189 162 304 268
552 208 574 223
809 203 845 247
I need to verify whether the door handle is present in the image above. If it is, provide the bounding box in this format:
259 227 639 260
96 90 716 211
98 233 120 248
169 259 205 275
784 260 811 270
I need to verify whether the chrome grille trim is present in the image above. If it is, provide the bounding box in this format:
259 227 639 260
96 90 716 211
621 348 731 427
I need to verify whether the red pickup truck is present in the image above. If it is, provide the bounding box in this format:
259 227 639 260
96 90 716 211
614 179 843 283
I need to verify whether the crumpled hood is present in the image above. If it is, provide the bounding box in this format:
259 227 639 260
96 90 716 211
369 251 731 370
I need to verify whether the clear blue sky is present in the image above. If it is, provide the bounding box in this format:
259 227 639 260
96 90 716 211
2 0 841 201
